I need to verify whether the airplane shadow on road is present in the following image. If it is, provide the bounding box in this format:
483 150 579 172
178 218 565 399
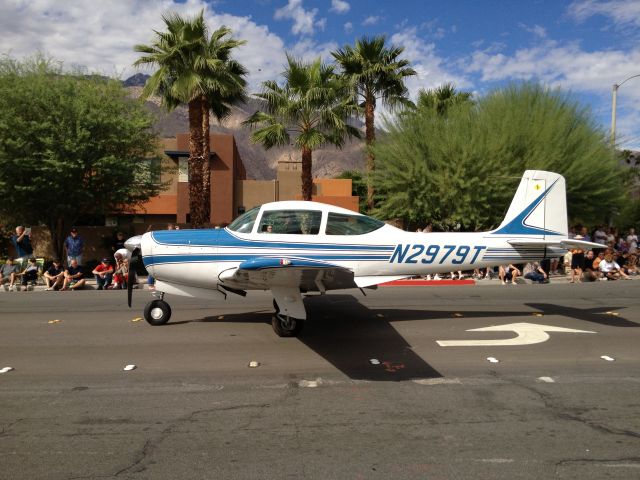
197 294 637 382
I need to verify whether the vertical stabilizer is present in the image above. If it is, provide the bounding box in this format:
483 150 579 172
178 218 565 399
492 171 567 238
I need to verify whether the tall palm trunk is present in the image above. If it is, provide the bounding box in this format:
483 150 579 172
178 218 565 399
201 95 211 225
365 92 376 211
188 96 206 227
301 146 313 201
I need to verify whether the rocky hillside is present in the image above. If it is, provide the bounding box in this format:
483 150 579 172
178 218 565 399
125 75 366 180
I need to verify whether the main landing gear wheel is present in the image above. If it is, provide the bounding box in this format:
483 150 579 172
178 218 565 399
272 312 304 337
144 299 172 326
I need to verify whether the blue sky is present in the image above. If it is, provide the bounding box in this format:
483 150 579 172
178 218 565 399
2 0 640 148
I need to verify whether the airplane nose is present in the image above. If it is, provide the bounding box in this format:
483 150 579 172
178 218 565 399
124 235 142 253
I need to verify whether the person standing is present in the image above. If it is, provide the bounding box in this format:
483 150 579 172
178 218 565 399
627 228 638 254
64 228 84 266
111 232 126 252
11 226 33 268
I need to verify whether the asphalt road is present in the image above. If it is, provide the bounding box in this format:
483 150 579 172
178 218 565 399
1 282 639 479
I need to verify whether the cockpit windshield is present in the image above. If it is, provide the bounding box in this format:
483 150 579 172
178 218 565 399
227 207 260 233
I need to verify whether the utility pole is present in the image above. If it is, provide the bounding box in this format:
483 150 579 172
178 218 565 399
610 74 640 147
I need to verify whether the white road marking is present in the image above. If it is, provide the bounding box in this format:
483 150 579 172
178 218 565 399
0 367 14 373
437 322 595 347
369 359 380 365
413 378 462 385
601 355 615 362
248 361 260 368
123 365 136 371
487 357 499 363
299 378 322 388
537 376 555 383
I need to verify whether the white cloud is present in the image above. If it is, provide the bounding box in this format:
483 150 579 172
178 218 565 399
568 0 640 27
287 38 338 63
362 15 381 26
344 22 353 34
274 0 325 36
390 27 472 100
466 39 640 149
0 0 287 92
330 0 350 15
519 23 547 38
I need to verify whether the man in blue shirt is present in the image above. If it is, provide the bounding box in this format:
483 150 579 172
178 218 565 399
11 226 33 268
64 228 84 266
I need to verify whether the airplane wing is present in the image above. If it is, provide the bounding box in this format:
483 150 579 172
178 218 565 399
507 239 604 250
218 257 357 319
219 257 356 292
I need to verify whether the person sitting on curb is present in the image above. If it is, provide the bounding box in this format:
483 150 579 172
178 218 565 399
0 258 21 291
44 259 65 290
598 252 630 281
524 262 549 284
61 259 86 291
581 250 601 282
112 250 130 290
92 258 114 290
19 257 39 291
499 264 521 285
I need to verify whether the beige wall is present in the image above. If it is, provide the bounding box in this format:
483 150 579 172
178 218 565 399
277 161 303 201
235 180 278 213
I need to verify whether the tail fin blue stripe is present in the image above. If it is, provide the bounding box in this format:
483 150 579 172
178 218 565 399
492 179 563 236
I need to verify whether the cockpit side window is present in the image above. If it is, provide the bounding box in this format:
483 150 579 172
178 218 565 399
227 207 260 233
325 212 385 235
258 210 322 235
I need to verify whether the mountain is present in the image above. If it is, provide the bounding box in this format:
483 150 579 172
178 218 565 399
123 75 366 180
123 73 150 87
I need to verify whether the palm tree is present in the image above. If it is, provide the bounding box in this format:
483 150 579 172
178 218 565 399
133 10 247 226
243 55 360 201
332 36 416 211
416 83 473 116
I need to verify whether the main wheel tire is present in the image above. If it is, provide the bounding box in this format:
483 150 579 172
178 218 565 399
272 312 304 337
144 299 172 326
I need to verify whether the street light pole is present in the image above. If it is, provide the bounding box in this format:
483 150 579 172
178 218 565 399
610 74 640 146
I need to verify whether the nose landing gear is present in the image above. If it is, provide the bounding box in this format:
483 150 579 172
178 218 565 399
144 298 172 326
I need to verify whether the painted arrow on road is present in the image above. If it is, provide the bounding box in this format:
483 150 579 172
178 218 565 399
436 322 595 347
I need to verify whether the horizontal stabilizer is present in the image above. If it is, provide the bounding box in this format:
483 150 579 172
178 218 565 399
507 239 604 250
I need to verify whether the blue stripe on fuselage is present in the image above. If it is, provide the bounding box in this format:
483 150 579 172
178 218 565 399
151 228 395 251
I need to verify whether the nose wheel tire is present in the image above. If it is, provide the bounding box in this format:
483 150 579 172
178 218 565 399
144 299 172 326
272 312 304 337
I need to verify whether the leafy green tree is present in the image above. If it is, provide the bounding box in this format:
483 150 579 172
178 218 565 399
134 10 247 226
243 55 360 200
335 170 367 212
415 83 473 116
372 83 625 229
332 36 416 211
0 55 164 258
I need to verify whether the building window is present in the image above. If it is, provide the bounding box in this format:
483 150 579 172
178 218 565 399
178 157 189 182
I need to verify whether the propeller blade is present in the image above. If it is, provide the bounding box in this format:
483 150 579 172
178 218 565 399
127 247 139 308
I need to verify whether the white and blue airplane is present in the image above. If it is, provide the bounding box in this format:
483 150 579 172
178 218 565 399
125 170 601 336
